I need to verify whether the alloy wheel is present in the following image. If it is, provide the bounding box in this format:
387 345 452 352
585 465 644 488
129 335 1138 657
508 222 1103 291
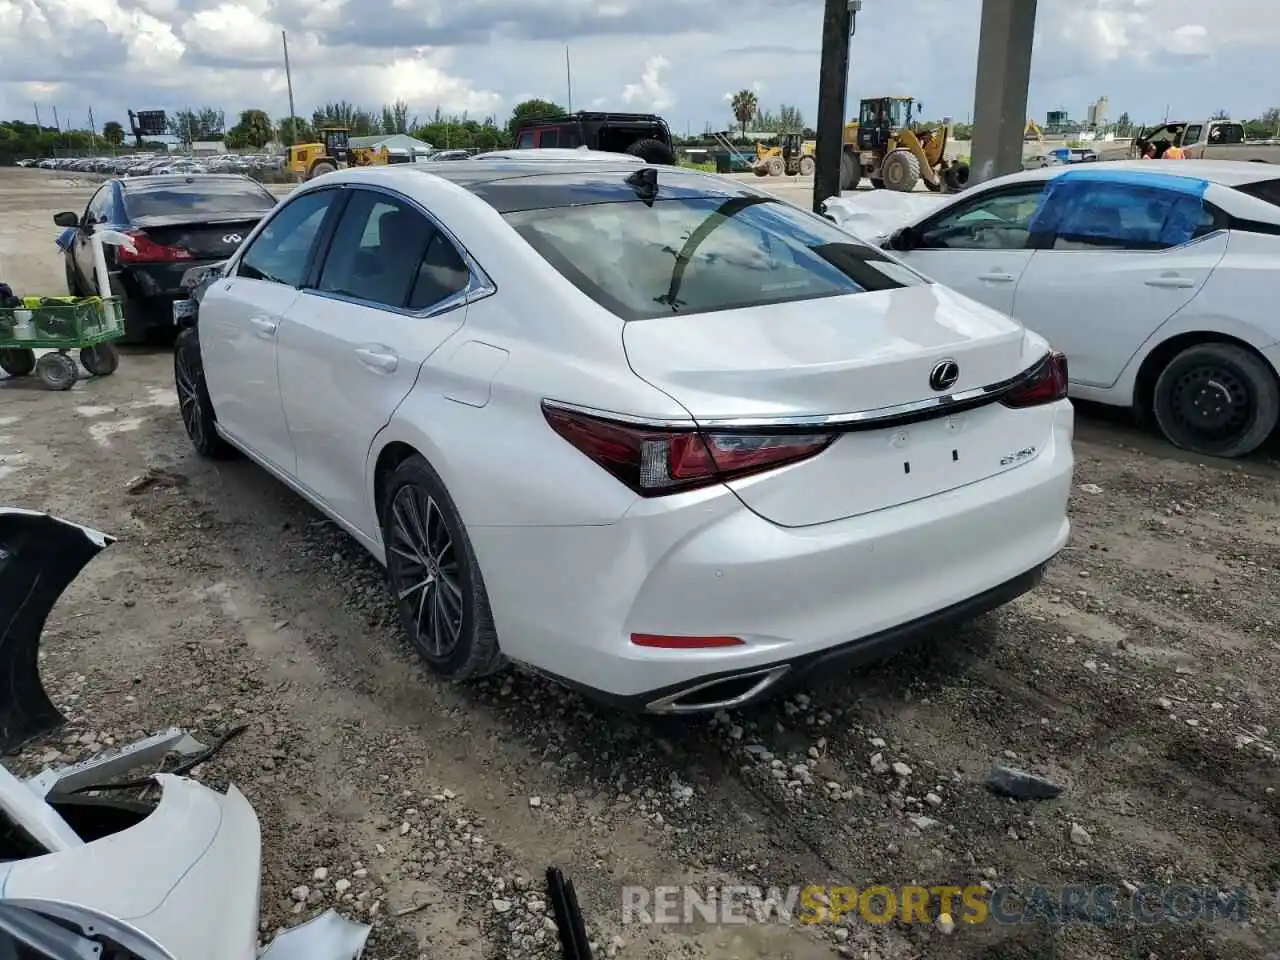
387 485 465 658
175 347 204 449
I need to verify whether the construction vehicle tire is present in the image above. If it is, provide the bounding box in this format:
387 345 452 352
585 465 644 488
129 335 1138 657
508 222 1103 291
944 161 971 191
767 157 785 177
880 149 920 192
839 152 861 191
799 156 815 176
309 161 337 180
625 138 676 165
925 178 942 192
753 164 769 177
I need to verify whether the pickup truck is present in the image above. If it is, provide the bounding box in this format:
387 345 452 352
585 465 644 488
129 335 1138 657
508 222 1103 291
1132 119 1280 162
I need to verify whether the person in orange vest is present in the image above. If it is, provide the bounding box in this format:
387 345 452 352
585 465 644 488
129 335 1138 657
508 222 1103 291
1164 139 1187 159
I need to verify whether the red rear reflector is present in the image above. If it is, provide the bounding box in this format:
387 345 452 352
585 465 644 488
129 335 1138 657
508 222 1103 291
1001 351 1068 408
631 634 745 648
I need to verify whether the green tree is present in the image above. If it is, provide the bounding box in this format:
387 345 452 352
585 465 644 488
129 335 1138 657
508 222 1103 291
278 116 314 147
381 99 411 135
506 98 564 139
776 104 805 133
312 101 378 136
102 120 125 146
414 110 508 151
226 109 273 149
730 89 758 139
168 107 225 143
1114 111 1132 137
1210 108 1231 121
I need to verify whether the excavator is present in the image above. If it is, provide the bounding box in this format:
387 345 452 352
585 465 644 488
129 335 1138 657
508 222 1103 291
752 133 816 177
287 127 408 181
839 96 969 193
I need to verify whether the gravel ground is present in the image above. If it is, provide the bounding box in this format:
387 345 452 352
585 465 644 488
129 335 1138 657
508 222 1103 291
3 166 1280 960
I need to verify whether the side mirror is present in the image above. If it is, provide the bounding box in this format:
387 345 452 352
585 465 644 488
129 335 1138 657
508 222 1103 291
53 211 79 228
890 227 918 252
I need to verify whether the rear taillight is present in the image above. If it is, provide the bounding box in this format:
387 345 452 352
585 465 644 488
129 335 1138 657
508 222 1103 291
542 403 835 496
115 229 193 263
1001 351 1068 408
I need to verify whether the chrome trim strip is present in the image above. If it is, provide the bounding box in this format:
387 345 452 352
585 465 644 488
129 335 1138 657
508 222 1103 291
645 665 791 715
543 352 1049 433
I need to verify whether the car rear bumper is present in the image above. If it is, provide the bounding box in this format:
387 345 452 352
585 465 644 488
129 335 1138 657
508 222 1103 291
470 402 1074 712
119 261 222 332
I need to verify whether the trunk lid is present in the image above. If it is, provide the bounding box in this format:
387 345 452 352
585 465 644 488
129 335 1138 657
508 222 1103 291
131 215 264 259
622 284 1054 527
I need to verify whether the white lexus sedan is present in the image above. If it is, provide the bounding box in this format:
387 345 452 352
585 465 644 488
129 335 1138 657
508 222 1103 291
173 159 1073 713
824 160 1280 459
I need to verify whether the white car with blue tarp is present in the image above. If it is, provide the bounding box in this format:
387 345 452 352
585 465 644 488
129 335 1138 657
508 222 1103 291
823 160 1280 458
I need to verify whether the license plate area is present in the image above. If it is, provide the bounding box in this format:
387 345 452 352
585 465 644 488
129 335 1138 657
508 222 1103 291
172 298 197 326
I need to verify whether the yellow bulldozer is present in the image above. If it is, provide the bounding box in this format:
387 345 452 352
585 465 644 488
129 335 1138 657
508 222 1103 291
287 127 406 181
752 133 816 177
839 96 969 193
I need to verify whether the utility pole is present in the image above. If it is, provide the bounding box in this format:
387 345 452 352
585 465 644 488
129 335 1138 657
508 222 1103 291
282 30 297 142
34 103 41 129
812 0 857 214
51 105 60 131
88 107 97 148
565 46 573 113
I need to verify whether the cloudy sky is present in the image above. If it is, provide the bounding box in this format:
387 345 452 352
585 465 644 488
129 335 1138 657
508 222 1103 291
2 0 1277 135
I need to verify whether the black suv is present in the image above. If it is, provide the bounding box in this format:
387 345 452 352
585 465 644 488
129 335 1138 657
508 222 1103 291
511 111 676 165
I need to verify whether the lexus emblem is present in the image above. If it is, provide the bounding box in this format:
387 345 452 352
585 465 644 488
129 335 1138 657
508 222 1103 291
223 233 242 244
929 359 960 392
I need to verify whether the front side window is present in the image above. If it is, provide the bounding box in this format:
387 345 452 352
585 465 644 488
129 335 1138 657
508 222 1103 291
1237 178 1280 208
1029 179 1219 250
538 128 560 148
316 190 444 308
505 196 923 322
916 184 1046 250
1182 125 1203 146
517 131 534 148
84 186 113 224
237 189 335 286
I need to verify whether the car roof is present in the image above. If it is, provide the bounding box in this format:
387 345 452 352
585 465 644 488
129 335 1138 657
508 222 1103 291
474 148 644 163
309 162 766 214
117 173 260 187
1000 159 1277 189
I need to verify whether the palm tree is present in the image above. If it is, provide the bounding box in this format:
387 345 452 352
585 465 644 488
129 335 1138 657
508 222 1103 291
731 89 758 140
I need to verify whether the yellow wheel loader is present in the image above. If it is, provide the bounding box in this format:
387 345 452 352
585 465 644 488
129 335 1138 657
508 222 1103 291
752 134 817 177
286 127 401 181
838 97 970 193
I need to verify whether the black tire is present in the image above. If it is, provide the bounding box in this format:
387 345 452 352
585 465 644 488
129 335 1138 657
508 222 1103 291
381 455 504 680
880 148 921 191
766 157 785 177
624 138 675 165
174 327 234 458
35 352 77 391
871 178 886 190
944 161 971 191
924 178 942 192
309 160 337 179
1152 343 1280 459
80 343 119 376
0 347 36 377
799 156 815 176
839 152 861 191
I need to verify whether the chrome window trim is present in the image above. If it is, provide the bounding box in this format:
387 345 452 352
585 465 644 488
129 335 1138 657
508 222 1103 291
542 352 1049 432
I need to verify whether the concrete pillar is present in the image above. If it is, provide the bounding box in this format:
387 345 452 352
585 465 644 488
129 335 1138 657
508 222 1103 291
969 0 1037 185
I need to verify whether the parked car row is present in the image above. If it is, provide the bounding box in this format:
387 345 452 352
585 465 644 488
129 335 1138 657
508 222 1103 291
19 153 285 177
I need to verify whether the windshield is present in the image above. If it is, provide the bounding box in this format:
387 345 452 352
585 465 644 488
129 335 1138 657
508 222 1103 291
124 179 277 219
504 196 924 321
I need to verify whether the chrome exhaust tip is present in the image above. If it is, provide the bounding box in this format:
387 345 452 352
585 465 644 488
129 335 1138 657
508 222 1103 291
645 665 791 715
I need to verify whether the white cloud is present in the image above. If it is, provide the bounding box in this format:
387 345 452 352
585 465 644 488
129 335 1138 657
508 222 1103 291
621 55 673 112
0 0 1275 138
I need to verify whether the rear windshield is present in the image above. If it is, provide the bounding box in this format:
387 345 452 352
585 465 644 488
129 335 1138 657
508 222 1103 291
504 196 923 320
1237 178 1280 208
124 179 277 218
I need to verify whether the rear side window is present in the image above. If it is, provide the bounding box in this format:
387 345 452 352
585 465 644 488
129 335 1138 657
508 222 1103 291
1237 178 1280 208
124 179 276 218
504 196 923 321
517 131 534 148
1029 178 1219 250
537 128 560 148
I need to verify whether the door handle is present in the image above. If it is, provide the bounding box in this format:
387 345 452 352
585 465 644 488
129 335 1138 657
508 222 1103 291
977 272 1016 282
249 316 278 337
355 345 398 373
1144 275 1195 289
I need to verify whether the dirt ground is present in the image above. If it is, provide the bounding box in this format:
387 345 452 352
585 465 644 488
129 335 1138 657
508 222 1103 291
3 165 1279 960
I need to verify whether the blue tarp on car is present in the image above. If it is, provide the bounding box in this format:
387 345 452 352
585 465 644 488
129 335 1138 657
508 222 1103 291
1028 168 1213 248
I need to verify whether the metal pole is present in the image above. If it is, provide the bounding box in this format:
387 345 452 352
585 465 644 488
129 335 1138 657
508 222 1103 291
34 103 41 129
566 46 573 113
282 30 297 141
812 0 855 214
51 105 60 131
89 108 97 149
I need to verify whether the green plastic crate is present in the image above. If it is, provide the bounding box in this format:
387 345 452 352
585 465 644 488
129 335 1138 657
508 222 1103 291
0 297 125 349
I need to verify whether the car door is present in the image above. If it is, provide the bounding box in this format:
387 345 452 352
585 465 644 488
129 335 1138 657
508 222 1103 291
897 180 1048 315
276 186 475 538
72 185 117 293
1011 177 1229 388
199 187 341 475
